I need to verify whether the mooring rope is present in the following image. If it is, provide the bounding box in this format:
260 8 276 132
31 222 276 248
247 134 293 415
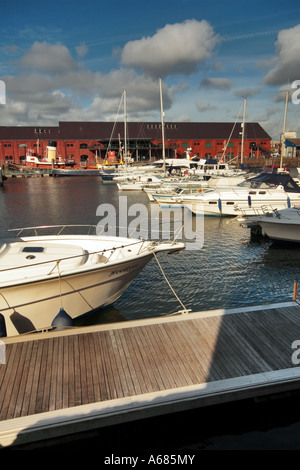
152 251 191 315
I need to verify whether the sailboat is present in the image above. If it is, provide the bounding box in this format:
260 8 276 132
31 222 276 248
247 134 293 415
115 78 170 191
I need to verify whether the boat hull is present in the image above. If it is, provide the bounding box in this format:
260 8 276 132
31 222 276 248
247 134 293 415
259 221 300 243
186 193 300 216
0 254 153 337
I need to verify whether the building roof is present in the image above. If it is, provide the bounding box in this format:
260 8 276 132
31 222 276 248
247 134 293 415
286 138 300 147
0 121 271 141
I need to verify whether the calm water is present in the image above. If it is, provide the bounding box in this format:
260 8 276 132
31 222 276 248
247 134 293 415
1 175 300 450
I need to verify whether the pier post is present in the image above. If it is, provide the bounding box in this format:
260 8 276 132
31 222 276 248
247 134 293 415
293 281 299 301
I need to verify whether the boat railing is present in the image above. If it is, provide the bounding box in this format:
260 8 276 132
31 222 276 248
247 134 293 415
6 224 99 237
234 204 282 217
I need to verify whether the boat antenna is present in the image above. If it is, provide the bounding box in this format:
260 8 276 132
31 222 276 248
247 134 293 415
123 88 128 167
240 97 246 166
280 90 289 168
159 78 166 177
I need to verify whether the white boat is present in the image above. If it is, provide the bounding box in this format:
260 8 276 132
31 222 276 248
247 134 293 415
190 158 245 177
116 174 163 191
240 206 300 243
153 186 206 205
0 225 184 337
156 172 300 216
144 177 209 201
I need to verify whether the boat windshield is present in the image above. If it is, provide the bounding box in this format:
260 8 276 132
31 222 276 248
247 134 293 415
237 180 275 189
237 173 300 193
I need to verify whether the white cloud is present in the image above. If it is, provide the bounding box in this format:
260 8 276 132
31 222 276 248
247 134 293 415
76 43 89 58
21 41 77 74
263 24 300 85
120 19 220 77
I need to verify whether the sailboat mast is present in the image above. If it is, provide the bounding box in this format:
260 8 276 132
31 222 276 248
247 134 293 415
159 78 166 177
240 97 246 166
123 89 127 166
280 90 289 168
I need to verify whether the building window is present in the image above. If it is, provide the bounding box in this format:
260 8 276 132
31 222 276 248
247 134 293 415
205 142 212 148
228 142 234 147
80 143 88 149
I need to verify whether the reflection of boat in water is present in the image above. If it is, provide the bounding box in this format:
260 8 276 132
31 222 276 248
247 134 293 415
0 225 184 337
52 167 100 176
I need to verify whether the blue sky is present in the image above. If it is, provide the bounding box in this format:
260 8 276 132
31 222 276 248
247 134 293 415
1 0 300 140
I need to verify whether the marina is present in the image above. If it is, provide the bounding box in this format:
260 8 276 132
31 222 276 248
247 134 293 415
1 176 300 450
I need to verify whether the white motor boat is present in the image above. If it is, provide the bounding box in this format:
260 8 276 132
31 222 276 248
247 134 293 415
144 177 209 202
116 174 163 191
0 225 184 337
172 172 300 217
240 206 300 243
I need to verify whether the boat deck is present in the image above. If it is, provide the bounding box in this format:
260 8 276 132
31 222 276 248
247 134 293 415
1 300 300 448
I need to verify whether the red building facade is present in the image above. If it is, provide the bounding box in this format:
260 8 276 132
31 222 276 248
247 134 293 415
0 121 271 167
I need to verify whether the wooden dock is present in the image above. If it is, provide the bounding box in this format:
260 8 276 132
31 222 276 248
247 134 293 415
1 300 300 448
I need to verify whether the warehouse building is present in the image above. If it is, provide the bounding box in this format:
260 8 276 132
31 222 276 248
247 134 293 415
0 121 271 167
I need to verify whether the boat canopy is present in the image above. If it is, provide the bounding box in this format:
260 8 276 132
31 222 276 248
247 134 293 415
238 172 300 192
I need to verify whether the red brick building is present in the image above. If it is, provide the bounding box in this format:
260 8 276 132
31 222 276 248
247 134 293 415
0 121 271 167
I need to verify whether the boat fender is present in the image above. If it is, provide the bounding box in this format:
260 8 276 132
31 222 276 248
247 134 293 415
0 314 7 338
218 198 222 212
248 195 252 207
51 308 74 330
287 196 291 208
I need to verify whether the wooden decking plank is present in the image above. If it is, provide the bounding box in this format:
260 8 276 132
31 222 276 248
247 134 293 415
195 316 234 381
135 323 173 391
111 328 139 396
123 325 159 394
0 344 22 420
237 310 294 369
186 318 224 382
48 335 60 411
6 342 32 419
131 325 165 393
81 333 96 405
185 317 223 382
55 337 64 410
106 329 133 398
147 323 186 390
164 320 209 384
87 333 102 404
33 339 50 415
94 330 124 401
207 316 258 378
132 324 167 392
221 313 275 374
101 330 121 400
23 340 43 417
150 323 186 389
157 322 200 386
